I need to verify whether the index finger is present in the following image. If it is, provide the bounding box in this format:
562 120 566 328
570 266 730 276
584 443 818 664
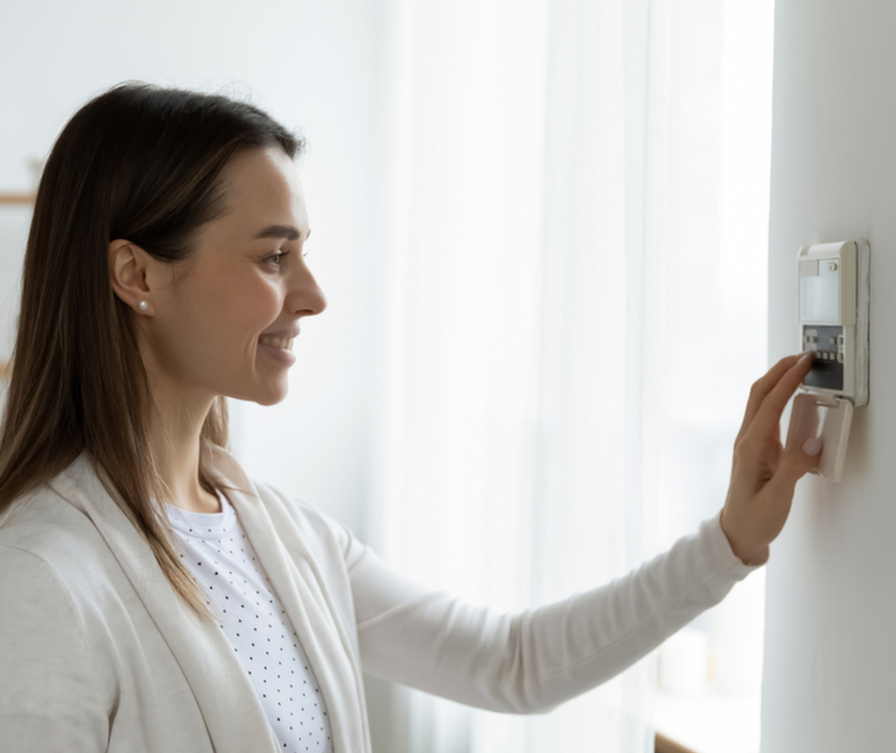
736 353 806 442
743 352 815 443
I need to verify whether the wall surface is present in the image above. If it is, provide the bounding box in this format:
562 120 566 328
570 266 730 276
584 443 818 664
0 0 390 537
764 0 896 750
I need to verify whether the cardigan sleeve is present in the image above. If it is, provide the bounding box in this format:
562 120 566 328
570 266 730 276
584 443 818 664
0 544 110 752
340 510 761 714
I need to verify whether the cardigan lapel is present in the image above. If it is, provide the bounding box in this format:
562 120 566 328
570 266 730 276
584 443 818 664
206 444 371 753
47 452 282 753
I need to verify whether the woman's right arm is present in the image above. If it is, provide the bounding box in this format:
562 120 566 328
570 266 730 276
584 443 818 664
339 512 758 714
0 545 109 752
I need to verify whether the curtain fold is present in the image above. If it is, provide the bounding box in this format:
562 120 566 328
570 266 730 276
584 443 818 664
370 1 673 751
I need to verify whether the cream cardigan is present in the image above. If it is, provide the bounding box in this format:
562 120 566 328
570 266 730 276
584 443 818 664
0 444 759 752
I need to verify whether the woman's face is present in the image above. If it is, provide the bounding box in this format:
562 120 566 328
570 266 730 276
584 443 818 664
141 145 326 407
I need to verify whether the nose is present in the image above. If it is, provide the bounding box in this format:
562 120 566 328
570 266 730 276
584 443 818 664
288 262 327 317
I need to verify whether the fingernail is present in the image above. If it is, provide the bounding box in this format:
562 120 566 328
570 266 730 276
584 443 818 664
800 350 815 361
802 437 822 455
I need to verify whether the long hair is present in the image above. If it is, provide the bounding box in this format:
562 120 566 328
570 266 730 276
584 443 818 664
0 82 303 624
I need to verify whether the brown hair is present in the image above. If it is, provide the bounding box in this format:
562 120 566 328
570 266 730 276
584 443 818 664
0 82 304 624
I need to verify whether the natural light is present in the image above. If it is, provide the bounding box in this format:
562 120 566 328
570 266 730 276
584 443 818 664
0 2 776 752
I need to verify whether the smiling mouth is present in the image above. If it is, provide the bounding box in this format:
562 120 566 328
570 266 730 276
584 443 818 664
258 335 295 350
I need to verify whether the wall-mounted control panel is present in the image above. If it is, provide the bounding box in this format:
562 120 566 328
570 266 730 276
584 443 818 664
786 240 870 482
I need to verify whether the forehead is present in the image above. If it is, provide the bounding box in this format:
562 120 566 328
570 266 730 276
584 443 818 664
215 146 308 235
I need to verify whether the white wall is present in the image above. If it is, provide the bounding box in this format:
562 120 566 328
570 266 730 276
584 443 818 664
764 0 896 749
0 0 390 537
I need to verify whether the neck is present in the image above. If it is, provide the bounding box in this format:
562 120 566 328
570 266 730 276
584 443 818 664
145 373 221 515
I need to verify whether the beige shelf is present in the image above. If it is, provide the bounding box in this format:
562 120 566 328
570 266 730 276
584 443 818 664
656 732 699 753
0 193 36 205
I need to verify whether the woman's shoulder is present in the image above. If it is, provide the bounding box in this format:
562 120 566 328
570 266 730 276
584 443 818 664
209 444 368 565
250 476 347 534
1 481 94 548
0 480 114 592
248 476 365 564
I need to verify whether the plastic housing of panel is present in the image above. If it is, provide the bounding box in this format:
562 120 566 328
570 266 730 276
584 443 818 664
789 239 869 483
786 392 853 483
796 240 869 404
797 241 856 326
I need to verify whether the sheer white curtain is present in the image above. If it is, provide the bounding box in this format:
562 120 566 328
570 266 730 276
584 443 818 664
366 1 675 752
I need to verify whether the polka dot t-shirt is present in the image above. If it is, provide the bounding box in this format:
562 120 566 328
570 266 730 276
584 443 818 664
163 489 334 753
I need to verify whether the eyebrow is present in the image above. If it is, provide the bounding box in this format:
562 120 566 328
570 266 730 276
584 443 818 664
252 225 310 241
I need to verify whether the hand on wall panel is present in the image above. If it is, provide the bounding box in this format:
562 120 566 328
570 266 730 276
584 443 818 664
719 353 822 566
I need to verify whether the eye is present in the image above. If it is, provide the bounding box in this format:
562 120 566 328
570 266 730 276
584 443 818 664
264 250 289 269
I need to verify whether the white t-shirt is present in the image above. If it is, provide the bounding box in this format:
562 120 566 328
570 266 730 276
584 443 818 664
163 490 334 753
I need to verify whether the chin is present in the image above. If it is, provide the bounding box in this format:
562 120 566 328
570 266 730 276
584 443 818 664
226 378 288 407
254 381 289 407
254 393 287 407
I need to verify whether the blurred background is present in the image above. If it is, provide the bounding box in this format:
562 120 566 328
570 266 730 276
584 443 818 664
0 1 774 751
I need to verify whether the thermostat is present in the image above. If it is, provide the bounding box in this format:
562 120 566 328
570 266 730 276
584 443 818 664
786 240 870 482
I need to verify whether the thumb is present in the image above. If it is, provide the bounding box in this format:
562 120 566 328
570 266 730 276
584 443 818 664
801 436 823 461
774 436 822 491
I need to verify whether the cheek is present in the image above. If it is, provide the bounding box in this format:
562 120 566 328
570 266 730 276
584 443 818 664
177 271 282 361
198 261 277 315
226 278 282 329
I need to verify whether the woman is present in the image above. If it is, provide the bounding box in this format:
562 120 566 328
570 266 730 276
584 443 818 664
0 82 820 753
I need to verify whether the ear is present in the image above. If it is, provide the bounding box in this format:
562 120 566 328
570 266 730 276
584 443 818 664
108 239 156 315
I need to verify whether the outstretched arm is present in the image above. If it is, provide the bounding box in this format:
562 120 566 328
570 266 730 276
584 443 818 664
349 353 819 713
349 510 756 714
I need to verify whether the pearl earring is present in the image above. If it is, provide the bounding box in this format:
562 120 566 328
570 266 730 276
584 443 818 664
138 300 148 312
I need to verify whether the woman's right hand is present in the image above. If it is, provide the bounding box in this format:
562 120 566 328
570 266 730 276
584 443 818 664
719 352 822 566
